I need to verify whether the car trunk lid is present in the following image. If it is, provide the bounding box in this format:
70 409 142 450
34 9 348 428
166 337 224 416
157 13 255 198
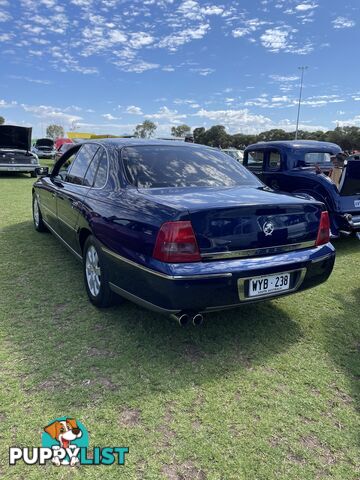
0 125 32 151
139 186 323 258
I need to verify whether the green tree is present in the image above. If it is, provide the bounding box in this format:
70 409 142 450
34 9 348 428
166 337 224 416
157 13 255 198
171 124 191 137
193 127 206 144
46 124 64 140
257 129 291 142
0 116 5 125
134 120 157 138
203 125 231 148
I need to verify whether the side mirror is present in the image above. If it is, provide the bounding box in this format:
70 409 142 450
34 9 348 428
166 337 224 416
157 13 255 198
36 166 49 176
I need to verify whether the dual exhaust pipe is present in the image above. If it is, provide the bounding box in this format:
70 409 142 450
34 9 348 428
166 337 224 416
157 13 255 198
172 312 204 327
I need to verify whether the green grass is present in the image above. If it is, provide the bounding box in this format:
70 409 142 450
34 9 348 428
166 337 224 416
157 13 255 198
0 172 359 479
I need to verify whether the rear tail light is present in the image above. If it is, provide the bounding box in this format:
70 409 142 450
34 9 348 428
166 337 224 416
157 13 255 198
316 211 330 246
153 221 201 263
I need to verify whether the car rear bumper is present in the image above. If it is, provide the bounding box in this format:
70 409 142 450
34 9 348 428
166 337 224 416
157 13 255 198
0 164 38 172
102 243 336 314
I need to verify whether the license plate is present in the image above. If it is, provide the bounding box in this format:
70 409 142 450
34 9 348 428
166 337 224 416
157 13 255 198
248 273 290 297
354 200 360 208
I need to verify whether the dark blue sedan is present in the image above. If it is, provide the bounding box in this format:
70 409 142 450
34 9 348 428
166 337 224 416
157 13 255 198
32 139 335 325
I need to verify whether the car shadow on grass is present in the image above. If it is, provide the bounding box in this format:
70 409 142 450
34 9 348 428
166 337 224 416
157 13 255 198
1 221 304 413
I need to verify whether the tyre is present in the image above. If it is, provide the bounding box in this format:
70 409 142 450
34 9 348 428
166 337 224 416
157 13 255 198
83 235 116 307
32 194 47 232
30 171 37 178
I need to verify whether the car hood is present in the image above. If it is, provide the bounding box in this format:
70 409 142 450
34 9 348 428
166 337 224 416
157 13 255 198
35 138 54 148
0 125 32 151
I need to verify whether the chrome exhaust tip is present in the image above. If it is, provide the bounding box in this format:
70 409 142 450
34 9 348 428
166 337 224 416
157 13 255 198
192 313 204 326
171 313 190 327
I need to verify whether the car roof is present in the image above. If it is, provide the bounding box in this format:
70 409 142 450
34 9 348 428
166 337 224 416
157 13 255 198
82 138 210 149
245 140 342 153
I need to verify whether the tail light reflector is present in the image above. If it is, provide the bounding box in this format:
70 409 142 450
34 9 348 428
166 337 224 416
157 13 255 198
316 211 330 246
153 221 201 263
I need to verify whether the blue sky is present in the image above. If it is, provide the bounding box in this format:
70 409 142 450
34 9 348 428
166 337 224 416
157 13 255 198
0 0 359 137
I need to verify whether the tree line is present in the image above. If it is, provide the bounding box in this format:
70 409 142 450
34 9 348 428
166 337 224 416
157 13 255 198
133 120 360 151
2 114 360 151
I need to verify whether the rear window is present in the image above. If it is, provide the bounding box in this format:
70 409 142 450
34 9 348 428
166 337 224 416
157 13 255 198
304 152 332 164
122 146 261 188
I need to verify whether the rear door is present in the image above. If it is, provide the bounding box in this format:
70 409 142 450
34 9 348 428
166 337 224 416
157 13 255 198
262 149 283 190
244 149 266 183
56 143 99 249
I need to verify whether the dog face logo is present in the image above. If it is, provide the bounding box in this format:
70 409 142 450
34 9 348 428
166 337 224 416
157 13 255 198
44 418 82 449
43 417 87 466
263 221 275 236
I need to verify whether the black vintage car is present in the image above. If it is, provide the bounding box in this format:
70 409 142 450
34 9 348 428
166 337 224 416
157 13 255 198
0 125 41 177
243 140 360 239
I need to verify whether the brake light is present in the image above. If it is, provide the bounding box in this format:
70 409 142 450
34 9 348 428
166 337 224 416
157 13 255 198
153 221 201 263
316 211 330 246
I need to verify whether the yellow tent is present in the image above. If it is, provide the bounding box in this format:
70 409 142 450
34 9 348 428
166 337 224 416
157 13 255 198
66 132 121 140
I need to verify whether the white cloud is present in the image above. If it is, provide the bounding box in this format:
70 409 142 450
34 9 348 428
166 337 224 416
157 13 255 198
201 5 224 16
0 11 11 21
0 99 18 108
146 106 186 123
129 32 155 49
193 108 273 133
126 105 143 115
190 67 215 76
295 3 318 11
101 113 118 120
270 74 299 82
21 103 83 124
158 24 209 51
332 17 355 29
260 27 289 52
0 33 12 41
232 18 268 38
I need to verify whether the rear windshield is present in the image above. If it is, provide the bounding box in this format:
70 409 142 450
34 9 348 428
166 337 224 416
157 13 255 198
304 152 332 164
122 145 261 188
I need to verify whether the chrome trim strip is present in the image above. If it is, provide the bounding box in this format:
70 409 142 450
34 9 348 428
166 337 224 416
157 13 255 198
237 267 307 302
43 220 82 262
201 241 316 260
102 246 232 280
311 253 334 263
109 283 180 314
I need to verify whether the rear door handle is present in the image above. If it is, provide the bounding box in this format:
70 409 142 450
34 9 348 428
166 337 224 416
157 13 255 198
71 200 80 209
51 192 57 198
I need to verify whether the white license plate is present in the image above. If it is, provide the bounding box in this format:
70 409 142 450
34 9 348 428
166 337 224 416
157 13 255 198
354 200 360 208
248 273 290 297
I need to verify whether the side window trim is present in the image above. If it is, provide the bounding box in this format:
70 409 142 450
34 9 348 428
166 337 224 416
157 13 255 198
65 143 100 187
91 146 109 189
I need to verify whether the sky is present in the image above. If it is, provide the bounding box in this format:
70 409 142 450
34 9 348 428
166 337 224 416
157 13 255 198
0 0 359 138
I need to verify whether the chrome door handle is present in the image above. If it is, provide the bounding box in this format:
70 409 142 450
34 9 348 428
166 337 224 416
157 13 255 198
52 192 57 198
71 201 80 209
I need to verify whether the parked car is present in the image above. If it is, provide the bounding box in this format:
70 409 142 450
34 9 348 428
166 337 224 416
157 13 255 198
243 140 360 239
32 139 335 324
54 142 74 162
0 125 42 177
55 137 73 150
222 148 244 163
32 138 57 159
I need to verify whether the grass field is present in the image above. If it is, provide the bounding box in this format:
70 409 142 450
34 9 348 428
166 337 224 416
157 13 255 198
0 171 359 479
